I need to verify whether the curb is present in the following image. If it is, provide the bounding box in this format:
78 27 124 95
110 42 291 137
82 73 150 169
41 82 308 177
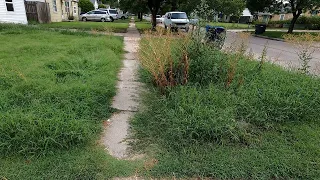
252 34 285 42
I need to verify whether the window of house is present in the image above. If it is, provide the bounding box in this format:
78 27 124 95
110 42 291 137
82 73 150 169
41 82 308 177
280 14 285 20
52 0 57 12
65 2 69 13
73 6 77 14
5 0 14 11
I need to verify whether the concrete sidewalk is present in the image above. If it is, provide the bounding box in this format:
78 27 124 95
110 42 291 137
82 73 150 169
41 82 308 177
102 18 143 159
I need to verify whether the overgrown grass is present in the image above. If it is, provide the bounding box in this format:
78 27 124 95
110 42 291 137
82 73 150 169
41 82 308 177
257 31 320 41
132 31 320 178
39 21 129 33
0 25 141 178
208 22 255 29
0 146 142 179
135 21 152 34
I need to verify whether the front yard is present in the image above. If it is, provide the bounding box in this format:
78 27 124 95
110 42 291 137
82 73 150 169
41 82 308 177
39 19 130 33
0 24 141 179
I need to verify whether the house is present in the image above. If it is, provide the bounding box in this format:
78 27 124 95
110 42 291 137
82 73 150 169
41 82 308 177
271 10 320 21
25 0 79 22
256 12 272 23
239 8 253 24
0 0 28 24
43 0 79 21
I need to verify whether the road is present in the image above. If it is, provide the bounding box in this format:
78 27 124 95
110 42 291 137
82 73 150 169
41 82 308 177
224 32 320 74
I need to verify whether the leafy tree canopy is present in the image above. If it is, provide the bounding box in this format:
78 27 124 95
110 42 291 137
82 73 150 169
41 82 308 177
79 0 94 13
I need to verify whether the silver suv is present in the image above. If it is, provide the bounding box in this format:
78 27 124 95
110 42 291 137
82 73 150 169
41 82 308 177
98 9 119 21
80 10 111 22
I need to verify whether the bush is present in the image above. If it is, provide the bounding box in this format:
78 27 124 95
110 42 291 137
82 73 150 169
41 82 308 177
79 0 94 13
98 4 106 8
268 16 320 29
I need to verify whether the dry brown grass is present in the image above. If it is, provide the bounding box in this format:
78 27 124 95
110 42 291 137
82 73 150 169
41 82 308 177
138 27 191 92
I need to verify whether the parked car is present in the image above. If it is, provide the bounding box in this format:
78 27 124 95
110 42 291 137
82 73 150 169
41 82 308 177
98 8 119 21
80 10 111 22
143 14 151 22
118 12 129 20
163 12 190 32
156 15 163 23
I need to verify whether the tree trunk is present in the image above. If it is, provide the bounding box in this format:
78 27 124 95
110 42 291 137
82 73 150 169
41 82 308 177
288 14 299 33
151 10 157 30
138 12 142 21
288 9 302 34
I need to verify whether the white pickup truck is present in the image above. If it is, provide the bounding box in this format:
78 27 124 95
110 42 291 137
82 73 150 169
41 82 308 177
163 11 190 32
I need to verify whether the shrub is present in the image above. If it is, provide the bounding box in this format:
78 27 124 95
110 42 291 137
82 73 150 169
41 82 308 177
268 16 320 29
79 0 94 13
98 4 106 8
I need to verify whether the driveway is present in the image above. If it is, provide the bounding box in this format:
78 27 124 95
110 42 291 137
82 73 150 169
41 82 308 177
224 32 320 74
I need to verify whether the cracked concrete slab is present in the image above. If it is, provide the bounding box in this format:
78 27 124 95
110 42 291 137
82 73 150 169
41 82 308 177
103 112 134 159
112 81 143 112
118 60 140 82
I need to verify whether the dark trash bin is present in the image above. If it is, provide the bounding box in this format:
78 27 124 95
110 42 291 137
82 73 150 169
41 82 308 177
205 25 226 49
255 24 267 34
205 25 225 40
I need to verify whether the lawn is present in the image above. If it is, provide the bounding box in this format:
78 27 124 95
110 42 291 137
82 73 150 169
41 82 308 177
39 19 130 33
134 17 152 33
133 30 320 179
208 22 254 29
0 24 140 179
257 31 320 41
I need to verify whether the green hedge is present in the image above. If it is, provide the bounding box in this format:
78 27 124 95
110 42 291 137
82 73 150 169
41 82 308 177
268 16 320 29
269 16 320 24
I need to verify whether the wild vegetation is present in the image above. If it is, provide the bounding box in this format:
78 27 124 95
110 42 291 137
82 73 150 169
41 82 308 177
0 24 140 179
132 27 320 178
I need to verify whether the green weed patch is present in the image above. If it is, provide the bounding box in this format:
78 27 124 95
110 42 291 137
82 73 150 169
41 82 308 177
0 27 122 155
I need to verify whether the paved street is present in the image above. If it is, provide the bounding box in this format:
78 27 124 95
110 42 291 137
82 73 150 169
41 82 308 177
225 32 320 74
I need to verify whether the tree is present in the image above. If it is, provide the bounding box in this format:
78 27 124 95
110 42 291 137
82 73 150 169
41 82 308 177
79 0 94 13
247 0 275 13
98 4 106 8
209 0 246 16
148 0 164 29
107 0 119 8
119 0 148 21
287 0 320 33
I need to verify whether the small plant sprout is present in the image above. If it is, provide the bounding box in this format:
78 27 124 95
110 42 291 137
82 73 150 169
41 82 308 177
258 41 268 71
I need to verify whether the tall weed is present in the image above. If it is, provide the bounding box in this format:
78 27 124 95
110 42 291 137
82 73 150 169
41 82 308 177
284 33 320 74
138 27 190 92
